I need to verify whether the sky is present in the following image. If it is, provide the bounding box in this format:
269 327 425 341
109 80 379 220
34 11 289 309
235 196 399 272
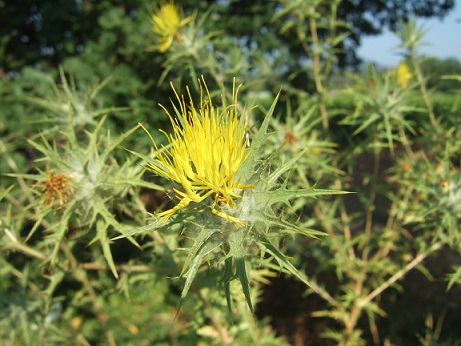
357 1 461 67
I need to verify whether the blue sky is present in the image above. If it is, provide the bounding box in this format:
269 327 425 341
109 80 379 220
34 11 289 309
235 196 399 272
358 1 461 67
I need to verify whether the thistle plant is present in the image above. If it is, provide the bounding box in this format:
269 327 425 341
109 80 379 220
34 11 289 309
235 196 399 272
4 1 461 344
123 77 347 312
272 0 350 129
6 114 161 278
398 153 461 247
392 110 461 250
149 1 261 97
341 65 419 155
265 100 341 190
395 17 437 126
26 67 127 135
152 5 226 92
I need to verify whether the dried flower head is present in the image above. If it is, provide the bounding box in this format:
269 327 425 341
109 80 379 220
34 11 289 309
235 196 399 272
150 1 193 52
36 168 74 207
283 130 299 151
143 78 254 225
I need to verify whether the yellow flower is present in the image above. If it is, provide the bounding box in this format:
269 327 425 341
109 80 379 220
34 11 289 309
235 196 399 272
150 1 192 52
143 78 254 225
393 63 413 87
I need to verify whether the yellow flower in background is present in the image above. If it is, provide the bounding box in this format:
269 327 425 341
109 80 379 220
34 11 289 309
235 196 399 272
393 63 413 87
143 78 254 225
150 1 192 52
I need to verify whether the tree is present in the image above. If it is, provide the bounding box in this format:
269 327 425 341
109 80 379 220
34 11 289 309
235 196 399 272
0 0 146 72
0 0 455 73
337 0 455 65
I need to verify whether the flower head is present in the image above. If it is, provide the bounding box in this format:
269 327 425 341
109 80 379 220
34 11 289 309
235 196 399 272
150 1 193 52
144 78 254 225
392 62 413 87
36 167 74 208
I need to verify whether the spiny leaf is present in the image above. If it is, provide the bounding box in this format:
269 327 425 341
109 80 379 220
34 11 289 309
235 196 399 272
108 178 164 191
180 228 221 277
96 219 118 279
48 201 77 268
447 265 461 290
43 270 66 306
265 187 352 207
177 229 222 313
235 257 254 313
94 199 140 249
257 235 311 288
4 173 47 182
85 114 107 154
100 123 142 163
0 185 15 200
267 148 308 185
252 210 326 238
25 214 46 243
223 257 233 312
111 217 166 240
239 91 280 181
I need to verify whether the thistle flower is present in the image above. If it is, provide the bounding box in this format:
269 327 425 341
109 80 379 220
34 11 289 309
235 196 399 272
144 78 254 225
392 63 413 87
36 167 74 207
126 82 347 313
150 1 193 52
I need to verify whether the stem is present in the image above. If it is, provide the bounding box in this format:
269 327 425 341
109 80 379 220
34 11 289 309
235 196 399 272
398 123 415 158
360 241 443 306
342 144 382 339
362 143 381 263
1 256 42 293
412 61 437 127
80 262 155 272
308 19 329 129
60 242 116 346
194 288 234 346
309 278 343 311
340 202 356 260
3 227 47 260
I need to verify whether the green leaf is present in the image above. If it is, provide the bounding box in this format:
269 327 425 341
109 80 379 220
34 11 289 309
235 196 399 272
97 219 118 279
257 235 311 287
235 257 254 313
223 257 234 312
352 113 380 135
43 270 66 308
266 148 308 185
48 200 78 268
177 228 222 312
108 178 164 191
239 91 280 182
266 187 352 207
110 217 166 240
447 265 461 291
0 184 15 200
100 122 141 163
252 209 325 238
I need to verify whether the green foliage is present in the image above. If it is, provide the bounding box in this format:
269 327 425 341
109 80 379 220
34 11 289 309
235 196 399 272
1 1 461 345
340 64 419 154
421 56 461 92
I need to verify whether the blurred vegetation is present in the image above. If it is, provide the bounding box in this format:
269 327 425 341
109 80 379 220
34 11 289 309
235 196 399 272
421 57 461 92
1 0 461 345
